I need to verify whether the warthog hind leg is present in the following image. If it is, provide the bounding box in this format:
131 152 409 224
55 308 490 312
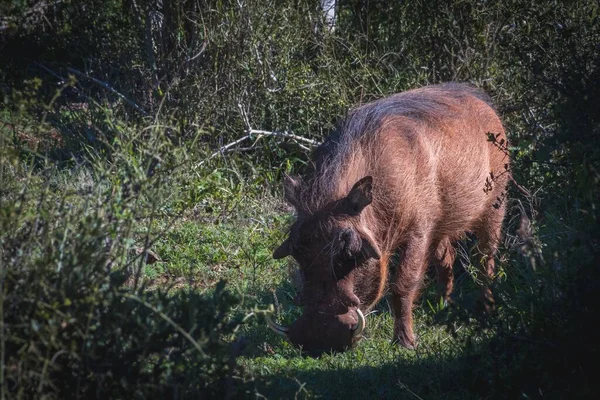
474 201 506 311
433 237 457 303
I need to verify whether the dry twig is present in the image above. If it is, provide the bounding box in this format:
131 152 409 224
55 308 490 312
194 129 320 169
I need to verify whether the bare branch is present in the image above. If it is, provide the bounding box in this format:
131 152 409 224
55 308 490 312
248 129 320 146
66 67 148 116
33 62 67 83
187 38 208 62
196 134 253 167
194 128 320 169
237 102 252 130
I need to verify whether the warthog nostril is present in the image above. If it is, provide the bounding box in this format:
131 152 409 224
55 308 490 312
343 292 360 308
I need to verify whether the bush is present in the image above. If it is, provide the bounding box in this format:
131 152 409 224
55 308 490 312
0 106 246 399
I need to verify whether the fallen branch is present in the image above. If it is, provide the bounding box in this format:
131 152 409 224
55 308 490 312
66 67 148 116
194 129 320 169
33 62 91 103
247 129 319 147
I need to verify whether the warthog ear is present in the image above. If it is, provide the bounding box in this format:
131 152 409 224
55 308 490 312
346 176 373 215
283 175 301 208
273 237 292 259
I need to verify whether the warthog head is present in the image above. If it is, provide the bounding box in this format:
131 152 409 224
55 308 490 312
269 176 383 355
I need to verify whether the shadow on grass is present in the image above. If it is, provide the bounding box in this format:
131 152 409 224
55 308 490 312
237 249 600 399
237 279 597 400
244 336 514 400
243 328 597 400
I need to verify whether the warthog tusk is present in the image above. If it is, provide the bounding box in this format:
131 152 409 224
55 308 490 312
351 309 366 337
265 313 289 337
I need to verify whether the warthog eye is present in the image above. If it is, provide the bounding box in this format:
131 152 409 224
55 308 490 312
337 229 361 260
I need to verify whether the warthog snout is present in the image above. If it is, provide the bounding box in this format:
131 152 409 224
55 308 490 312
267 308 365 355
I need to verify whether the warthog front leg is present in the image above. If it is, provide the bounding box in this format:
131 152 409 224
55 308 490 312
391 232 431 349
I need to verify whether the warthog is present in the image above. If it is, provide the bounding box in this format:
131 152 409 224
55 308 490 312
268 83 509 354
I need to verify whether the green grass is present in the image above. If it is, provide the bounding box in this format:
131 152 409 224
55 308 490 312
138 190 525 399
240 307 490 400
143 194 291 291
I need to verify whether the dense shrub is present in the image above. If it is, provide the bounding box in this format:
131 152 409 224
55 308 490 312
0 111 246 398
